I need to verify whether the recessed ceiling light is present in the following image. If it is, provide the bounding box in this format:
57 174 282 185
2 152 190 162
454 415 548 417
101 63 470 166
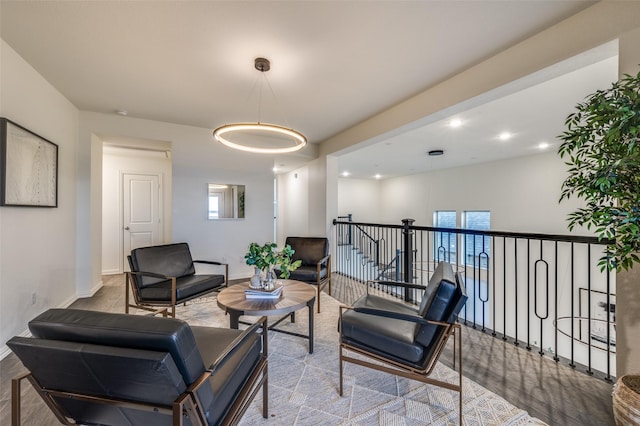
115 110 128 116
449 118 462 128
498 132 512 141
428 149 444 156
538 142 550 150
374 174 382 179
342 171 350 177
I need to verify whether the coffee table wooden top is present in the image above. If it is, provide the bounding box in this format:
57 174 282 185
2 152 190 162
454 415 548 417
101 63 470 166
217 279 316 316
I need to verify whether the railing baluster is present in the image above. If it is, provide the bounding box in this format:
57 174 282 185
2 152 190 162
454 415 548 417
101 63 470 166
606 259 612 382
514 238 519 346
587 244 593 375
492 235 497 337
554 241 560 362
503 237 507 341
527 239 531 351
534 240 549 356
570 242 576 369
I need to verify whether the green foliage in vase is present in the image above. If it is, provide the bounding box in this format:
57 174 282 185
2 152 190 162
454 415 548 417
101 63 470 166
276 244 302 279
558 70 640 271
244 242 301 278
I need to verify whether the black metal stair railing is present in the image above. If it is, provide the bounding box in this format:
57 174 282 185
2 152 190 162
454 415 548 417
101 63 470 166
332 217 616 382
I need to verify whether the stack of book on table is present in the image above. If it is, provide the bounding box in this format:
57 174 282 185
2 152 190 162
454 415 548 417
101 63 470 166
244 284 284 300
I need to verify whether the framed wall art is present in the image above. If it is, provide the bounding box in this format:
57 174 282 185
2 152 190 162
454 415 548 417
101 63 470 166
0 118 58 207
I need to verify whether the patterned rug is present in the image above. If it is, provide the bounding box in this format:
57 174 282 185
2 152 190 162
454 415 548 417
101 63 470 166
181 293 546 425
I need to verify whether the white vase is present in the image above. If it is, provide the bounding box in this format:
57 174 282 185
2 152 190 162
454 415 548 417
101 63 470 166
249 267 262 289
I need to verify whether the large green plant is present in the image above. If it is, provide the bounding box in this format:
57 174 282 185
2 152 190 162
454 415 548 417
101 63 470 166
244 242 301 278
558 70 640 271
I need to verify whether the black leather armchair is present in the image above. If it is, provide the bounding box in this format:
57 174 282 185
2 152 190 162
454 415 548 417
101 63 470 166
339 261 467 425
276 237 330 313
8 308 267 426
126 242 228 318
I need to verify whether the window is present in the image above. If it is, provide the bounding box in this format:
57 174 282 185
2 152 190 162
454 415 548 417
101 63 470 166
462 211 490 268
434 211 457 264
208 194 220 219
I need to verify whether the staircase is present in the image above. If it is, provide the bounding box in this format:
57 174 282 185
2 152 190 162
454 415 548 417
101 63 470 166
336 243 398 283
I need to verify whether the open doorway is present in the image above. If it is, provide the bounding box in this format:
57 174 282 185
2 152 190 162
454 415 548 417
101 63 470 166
101 138 172 274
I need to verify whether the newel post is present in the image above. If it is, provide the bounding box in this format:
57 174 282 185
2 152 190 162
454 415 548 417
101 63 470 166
402 218 415 301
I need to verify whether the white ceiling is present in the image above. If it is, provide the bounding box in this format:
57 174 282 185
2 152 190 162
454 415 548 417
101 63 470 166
0 0 611 176
338 51 618 178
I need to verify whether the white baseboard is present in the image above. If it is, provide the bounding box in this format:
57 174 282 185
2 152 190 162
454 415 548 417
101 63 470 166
77 280 103 298
1 282 103 361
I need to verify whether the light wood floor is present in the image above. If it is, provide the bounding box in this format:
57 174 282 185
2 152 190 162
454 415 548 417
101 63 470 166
1 274 615 425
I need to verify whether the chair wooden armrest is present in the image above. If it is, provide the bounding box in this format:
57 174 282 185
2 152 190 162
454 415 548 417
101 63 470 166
340 304 449 327
193 260 227 266
316 254 331 267
129 270 175 280
365 280 426 294
193 260 229 287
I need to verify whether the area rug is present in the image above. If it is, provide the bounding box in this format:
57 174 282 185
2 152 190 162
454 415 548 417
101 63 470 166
181 293 546 425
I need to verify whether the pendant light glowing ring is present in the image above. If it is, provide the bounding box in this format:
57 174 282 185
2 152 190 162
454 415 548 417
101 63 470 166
213 123 307 154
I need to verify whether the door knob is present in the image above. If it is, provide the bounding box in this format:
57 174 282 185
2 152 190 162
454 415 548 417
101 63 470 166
124 226 130 230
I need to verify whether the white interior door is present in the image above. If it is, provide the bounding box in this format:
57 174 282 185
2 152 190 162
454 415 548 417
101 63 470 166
123 172 162 270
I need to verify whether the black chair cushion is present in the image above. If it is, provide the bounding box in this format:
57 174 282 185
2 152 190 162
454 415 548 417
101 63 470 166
7 336 189 426
191 326 263 426
286 237 328 266
284 265 328 284
130 243 197 287
341 294 425 365
138 274 225 302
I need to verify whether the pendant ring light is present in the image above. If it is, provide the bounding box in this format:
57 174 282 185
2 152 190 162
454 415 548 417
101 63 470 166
213 58 307 154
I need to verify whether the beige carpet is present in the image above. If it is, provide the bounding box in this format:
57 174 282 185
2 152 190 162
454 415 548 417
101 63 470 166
182 292 546 426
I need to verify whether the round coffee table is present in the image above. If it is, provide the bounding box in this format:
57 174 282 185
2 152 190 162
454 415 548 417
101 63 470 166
217 279 316 353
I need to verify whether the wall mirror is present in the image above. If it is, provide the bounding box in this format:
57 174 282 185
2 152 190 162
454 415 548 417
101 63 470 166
208 183 245 219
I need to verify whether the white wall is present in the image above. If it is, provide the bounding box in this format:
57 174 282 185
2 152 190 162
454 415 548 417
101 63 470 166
79 112 276 282
277 167 309 242
172 171 274 280
277 156 331 244
373 152 584 235
0 40 79 356
337 178 380 223
102 148 172 274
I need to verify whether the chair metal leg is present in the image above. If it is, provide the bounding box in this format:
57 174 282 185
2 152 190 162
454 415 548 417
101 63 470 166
457 325 462 426
339 344 344 396
262 318 269 419
125 273 131 314
262 370 268 419
11 374 23 426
